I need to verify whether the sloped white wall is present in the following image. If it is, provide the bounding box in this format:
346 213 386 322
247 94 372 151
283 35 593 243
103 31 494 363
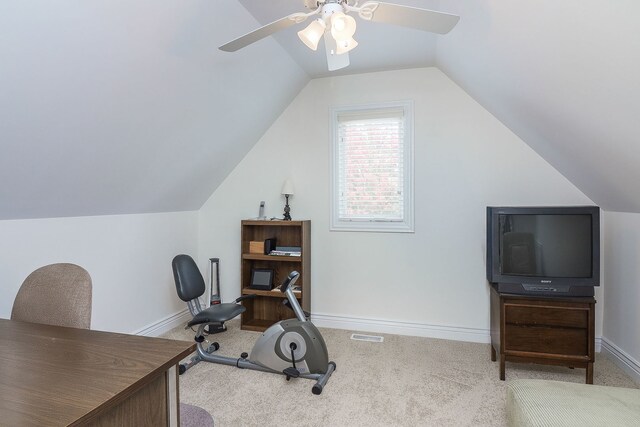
436 0 640 213
0 1 308 220
198 67 596 341
0 211 196 333
602 211 640 379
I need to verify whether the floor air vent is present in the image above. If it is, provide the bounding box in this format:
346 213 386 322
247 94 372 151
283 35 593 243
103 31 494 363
350 333 384 343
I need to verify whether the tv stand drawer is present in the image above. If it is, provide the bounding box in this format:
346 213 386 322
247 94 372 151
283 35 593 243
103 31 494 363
505 304 589 329
490 288 595 384
504 324 589 356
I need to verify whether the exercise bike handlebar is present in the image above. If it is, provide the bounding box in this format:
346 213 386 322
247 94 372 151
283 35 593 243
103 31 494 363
279 271 307 322
279 271 300 293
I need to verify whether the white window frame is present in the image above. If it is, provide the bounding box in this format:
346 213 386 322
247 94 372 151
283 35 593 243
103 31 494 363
330 101 414 233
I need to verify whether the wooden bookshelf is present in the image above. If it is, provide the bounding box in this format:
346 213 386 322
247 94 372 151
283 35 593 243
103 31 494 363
240 220 310 332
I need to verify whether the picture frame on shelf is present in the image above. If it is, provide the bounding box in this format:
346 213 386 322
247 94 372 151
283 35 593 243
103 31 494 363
249 268 274 290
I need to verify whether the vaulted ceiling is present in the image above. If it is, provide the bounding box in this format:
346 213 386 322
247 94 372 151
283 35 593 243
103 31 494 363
1 1 639 220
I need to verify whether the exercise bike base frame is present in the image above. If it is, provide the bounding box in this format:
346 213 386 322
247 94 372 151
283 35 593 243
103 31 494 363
194 327 336 394
179 341 219 375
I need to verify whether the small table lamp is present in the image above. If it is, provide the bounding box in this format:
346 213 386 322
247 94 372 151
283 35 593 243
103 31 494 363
281 179 295 221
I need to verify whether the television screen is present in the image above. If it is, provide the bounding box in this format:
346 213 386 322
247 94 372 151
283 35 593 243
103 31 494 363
498 214 592 278
486 206 600 297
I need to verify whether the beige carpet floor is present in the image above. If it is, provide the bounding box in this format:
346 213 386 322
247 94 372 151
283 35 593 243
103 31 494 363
162 321 638 426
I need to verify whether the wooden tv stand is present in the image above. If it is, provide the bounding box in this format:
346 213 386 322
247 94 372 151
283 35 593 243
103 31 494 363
489 286 595 384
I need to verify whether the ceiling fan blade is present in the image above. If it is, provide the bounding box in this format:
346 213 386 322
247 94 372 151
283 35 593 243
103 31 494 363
219 14 307 52
363 2 460 34
324 32 350 71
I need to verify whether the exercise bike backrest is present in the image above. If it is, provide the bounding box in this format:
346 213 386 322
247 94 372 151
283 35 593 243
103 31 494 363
172 254 209 317
280 271 307 322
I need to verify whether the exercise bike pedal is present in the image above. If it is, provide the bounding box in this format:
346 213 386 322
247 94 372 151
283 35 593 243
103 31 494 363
283 367 300 380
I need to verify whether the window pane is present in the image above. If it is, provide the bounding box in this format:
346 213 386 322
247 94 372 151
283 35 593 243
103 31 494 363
331 101 413 233
338 114 404 221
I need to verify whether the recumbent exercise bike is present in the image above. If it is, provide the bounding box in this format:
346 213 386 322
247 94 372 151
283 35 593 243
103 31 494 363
172 254 336 395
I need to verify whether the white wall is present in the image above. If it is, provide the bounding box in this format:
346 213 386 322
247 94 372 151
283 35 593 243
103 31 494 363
602 211 640 379
0 211 197 333
0 1 308 220
198 67 595 341
437 0 640 213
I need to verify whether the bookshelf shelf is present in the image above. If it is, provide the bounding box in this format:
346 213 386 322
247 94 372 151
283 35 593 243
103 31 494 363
241 287 302 299
242 254 301 262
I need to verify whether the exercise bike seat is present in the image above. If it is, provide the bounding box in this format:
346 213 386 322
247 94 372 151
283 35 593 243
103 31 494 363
187 303 246 327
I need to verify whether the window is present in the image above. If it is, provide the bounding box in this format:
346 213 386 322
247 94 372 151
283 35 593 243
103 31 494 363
330 101 414 232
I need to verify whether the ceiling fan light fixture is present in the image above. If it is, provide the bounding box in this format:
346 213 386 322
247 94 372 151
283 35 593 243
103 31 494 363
335 37 358 55
330 12 356 40
297 18 327 51
219 1 461 72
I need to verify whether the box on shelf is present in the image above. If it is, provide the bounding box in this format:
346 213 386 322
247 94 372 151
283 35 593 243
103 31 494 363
249 241 264 254
249 237 277 255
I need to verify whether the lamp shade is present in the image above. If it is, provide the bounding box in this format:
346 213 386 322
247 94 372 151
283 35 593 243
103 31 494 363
281 179 295 196
298 19 326 51
330 12 356 41
335 36 358 55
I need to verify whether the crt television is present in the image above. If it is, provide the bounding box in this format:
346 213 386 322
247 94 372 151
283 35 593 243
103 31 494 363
486 206 600 297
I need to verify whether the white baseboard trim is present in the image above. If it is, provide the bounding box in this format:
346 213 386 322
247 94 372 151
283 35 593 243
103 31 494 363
132 308 191 337
131 310 618 367
600 337 640 384
311 313 491 343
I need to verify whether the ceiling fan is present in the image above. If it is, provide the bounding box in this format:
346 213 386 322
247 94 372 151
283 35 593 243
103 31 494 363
219 0 460 71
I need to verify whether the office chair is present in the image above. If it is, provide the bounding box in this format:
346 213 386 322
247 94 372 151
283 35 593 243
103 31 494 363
172 254 250 373
11 263 92 329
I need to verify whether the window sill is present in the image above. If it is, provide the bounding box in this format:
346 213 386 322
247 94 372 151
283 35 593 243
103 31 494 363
330 221 414 233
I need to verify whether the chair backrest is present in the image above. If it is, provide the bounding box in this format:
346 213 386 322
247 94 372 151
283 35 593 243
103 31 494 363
11 263 92 329
172 254 206 302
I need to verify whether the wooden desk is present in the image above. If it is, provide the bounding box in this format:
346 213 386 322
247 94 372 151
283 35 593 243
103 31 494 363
0 319 195 426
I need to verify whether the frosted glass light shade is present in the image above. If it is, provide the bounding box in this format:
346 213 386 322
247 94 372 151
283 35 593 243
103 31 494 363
297 19 326 51
330 12 356 40
335 37 358 55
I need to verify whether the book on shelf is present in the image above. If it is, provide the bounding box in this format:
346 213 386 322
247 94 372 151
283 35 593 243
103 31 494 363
276 246 301 252
268 250 301 257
